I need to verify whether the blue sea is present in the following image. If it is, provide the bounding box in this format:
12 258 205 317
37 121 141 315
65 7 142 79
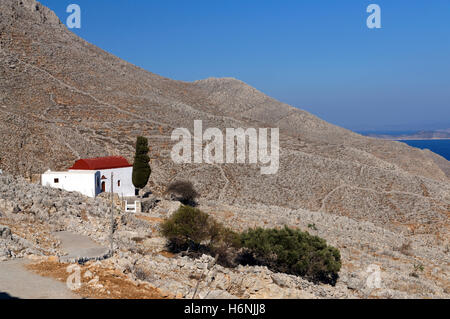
399 139 450 161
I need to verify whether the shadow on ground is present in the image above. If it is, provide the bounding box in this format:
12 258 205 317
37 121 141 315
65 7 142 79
0 292 19 299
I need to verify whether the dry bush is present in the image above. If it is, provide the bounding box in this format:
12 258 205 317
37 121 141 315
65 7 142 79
165 180 199 205
133 266 150 281
396 241 413 256
161 205 240 267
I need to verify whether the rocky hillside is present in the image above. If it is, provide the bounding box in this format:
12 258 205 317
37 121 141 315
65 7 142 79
0 0 449 298
0 0 448 238
1 173 449 298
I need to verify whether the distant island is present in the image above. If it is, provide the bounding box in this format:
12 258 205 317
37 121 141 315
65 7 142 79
356 129 450 160
359 129 450 140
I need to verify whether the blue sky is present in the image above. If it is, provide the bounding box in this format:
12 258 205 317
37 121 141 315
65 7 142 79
39 0 450 131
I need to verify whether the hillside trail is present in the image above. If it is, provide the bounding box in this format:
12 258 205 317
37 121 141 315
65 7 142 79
53 231 109 263
0 231 108 299
0 259 80 299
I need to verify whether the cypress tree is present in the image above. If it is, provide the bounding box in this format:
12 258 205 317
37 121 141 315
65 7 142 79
132 136 151 195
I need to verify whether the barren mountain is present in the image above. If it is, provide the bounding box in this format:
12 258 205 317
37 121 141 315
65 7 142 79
1 0 449 298
1 0 449 233
0 0 449 232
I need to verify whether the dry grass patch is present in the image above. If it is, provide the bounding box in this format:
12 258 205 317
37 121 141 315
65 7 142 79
159 251 176 258
136 215 164 224
342 261 360 273
26 260 173 299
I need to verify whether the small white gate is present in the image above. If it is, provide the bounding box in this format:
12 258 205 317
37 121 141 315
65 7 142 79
124 200 138 213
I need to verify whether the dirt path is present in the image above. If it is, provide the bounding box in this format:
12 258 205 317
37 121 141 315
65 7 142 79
0 231 108 299
54 231 109 263
0 259 80 299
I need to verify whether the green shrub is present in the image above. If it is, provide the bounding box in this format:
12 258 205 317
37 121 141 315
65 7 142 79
161 205 211 250
208 219 241 248
240 226 341 285
161 208 341 284
207 219 241 267
161 205 239 262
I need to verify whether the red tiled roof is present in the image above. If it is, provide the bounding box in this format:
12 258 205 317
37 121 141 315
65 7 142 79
69 156 132 170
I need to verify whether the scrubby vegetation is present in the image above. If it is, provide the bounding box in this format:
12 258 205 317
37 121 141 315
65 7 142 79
165 181 199 205
161 205 211 251
240 227 341 285
161 206 341 285
410 263 424 278
160 205 239 264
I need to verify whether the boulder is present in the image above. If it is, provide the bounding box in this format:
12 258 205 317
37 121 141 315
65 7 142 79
0 245 11 261
271 273 296 288
12 204 21 214
346 273 363 291
141 197 160 213
0 225 12 240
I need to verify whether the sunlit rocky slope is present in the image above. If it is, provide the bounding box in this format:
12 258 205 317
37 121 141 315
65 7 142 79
0 0 449 298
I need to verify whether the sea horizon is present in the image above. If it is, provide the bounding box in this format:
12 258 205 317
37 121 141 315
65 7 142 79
398 139 450 161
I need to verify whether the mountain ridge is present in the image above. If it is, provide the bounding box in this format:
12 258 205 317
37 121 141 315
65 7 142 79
0 0 448 229
1 0 449 299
